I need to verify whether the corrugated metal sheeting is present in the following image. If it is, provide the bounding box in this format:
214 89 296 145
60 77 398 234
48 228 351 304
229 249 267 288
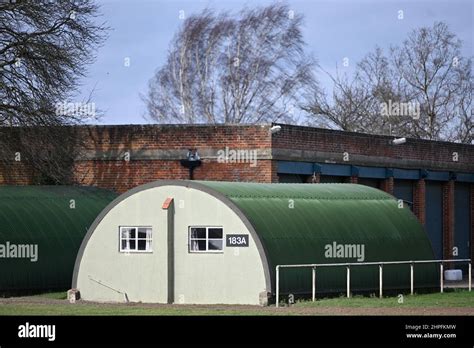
198 181 438 295
0 186 117 292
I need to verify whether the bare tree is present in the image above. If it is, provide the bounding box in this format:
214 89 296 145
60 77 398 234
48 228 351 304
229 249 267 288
144 4 316 124
449 61 473 143
304 47 399 133
0 0 108 183
305 22 473 143
391 22 472 140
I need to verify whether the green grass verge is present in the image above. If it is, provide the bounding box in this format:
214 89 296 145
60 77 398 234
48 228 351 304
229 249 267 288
35 291 68 300
0 290 472 315
294 289 474 308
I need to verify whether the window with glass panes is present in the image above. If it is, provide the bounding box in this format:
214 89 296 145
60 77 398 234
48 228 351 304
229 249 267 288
189 227 223 252
119 227 152 252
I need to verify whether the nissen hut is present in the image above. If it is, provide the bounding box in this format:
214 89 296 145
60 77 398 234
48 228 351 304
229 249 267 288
73 180 438 305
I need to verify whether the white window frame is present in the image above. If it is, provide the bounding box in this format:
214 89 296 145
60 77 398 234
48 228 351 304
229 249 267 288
119 226 153 253
188 226 224 253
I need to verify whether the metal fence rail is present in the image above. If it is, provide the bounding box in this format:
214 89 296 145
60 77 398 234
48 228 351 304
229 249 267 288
275 259 471 307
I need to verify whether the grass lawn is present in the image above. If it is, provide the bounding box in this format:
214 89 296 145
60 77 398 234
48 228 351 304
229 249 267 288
0 289 472 315
35 291 68 300
294 289 474 308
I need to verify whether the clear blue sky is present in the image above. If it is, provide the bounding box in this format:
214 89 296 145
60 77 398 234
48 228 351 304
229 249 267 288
80 0 473 125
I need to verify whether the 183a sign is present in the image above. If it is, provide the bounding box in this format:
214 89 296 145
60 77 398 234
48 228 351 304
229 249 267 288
226 234 249 247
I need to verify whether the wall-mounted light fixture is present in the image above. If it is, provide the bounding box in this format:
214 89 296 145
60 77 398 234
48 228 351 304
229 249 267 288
270 125 282 134
391 137 406 145
180 148 201 180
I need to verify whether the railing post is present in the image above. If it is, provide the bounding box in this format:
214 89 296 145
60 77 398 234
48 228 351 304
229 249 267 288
312 267 316 302
410 262 414 295
346 266 351 298
469 263 472 292
440 263 443 293
379 264 383 298
276 266 280 308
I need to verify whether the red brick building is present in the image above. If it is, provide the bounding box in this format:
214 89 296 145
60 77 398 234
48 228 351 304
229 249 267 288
1 123 473 264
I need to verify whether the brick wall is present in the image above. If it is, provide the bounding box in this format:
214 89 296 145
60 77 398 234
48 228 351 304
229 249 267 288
443 181 455 263
3 123 473 189
72 125 273 192
0 162 35 185
413 179 426 226
349 176 358 184
81 124 271 151
271 124 474 171
75 159 273 193
380 177 394 195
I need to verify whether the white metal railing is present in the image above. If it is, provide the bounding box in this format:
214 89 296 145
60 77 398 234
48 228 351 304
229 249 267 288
275 259 471 307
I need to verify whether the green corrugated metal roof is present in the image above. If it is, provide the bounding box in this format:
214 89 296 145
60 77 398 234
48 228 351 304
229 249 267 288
196 181 438 294
0 186 117 292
